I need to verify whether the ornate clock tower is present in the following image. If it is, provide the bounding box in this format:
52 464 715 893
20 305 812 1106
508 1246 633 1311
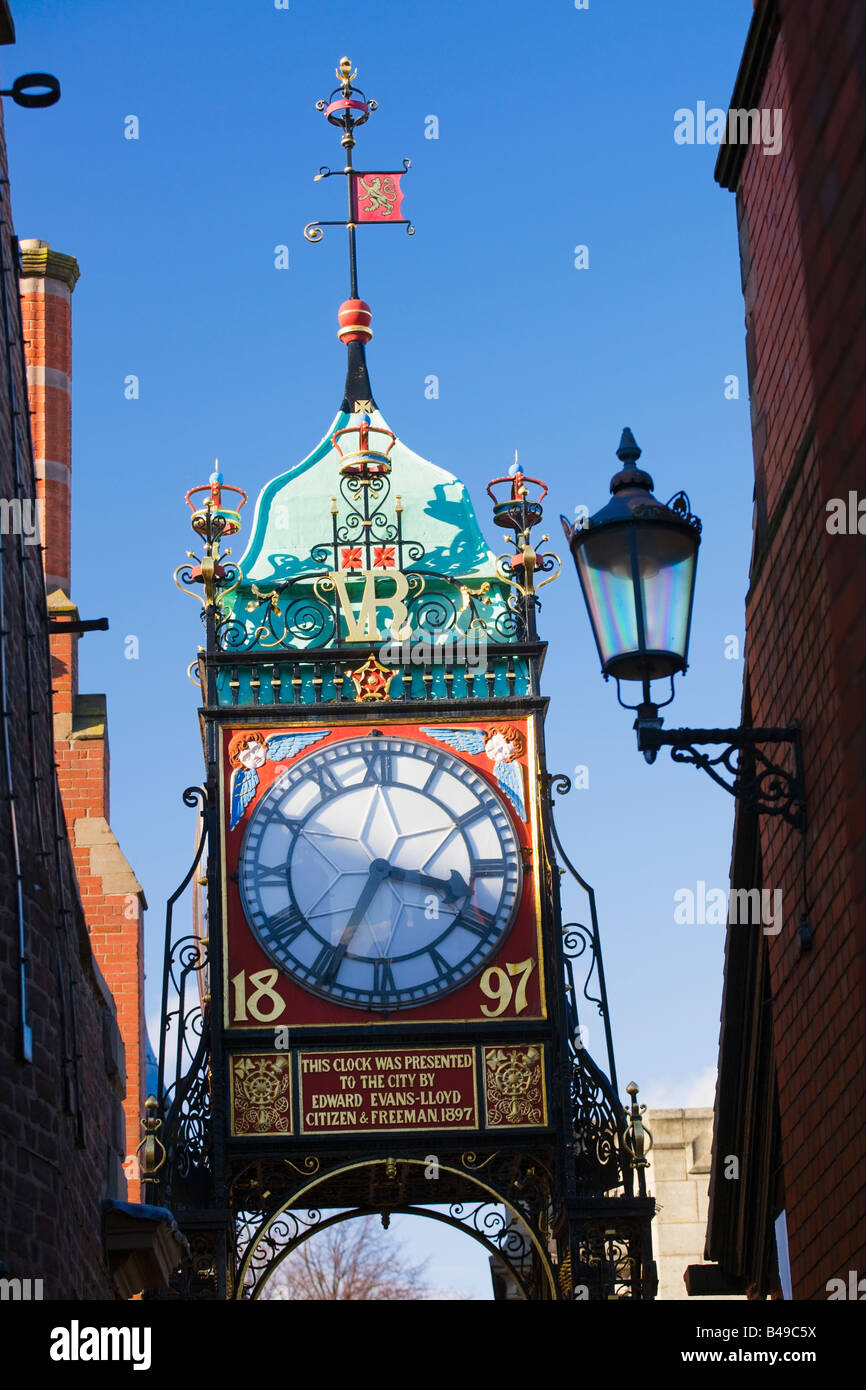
145 58 655 1301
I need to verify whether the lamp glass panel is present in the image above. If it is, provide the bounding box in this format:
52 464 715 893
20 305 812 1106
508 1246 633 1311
575 526 639 664
635 525 697 661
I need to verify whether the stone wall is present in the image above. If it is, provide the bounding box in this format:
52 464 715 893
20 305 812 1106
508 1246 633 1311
645 1108 726 1300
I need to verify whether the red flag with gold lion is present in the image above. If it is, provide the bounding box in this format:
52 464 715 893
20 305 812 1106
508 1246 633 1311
353 172 406 224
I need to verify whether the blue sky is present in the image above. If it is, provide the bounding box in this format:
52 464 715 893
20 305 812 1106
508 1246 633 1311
6 0 755 1297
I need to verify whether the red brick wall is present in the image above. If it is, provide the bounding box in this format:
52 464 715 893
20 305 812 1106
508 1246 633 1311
20 241 146 1195
733 2 866 1299
0 91 125 1299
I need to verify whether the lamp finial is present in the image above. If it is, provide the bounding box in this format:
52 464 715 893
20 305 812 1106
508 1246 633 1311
616 427 642 466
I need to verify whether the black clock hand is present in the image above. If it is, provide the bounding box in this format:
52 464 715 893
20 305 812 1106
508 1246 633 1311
317 858 391 983
387 865 469 904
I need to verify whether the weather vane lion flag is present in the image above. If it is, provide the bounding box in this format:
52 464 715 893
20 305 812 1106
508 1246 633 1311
303 56 416 251
353 171 406 224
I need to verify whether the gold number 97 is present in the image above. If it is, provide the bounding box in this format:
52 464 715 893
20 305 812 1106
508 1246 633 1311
479 957 536 1017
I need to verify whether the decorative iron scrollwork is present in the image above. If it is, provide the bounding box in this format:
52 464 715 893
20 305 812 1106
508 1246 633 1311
217 566 520 653
146 786 212 1211
571 1221 641 1300
637 724 805 829
208 454 522 654
231 1153 558 1300
571 1049 631 1196
545 771 619 1093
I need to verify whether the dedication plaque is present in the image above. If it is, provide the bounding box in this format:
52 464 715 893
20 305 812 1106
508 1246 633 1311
299 1047 478 1134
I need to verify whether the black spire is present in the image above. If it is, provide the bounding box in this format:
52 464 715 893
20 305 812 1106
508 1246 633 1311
341 338 375 414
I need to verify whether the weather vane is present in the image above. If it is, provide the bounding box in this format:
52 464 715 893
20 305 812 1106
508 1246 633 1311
304 56 414 299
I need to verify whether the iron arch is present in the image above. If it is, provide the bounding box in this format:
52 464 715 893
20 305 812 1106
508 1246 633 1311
234 1156 559 1301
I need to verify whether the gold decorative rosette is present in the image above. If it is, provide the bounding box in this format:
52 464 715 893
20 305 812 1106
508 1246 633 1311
482 1044 546 1128
230 1054 292 1136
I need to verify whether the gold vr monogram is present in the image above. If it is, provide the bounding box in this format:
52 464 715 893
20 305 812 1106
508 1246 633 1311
319 567 412 642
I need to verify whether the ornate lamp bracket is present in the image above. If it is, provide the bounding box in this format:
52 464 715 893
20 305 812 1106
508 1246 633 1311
636 720 805 830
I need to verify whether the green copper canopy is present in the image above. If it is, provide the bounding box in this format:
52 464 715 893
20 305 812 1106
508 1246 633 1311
205 309 532 705
237 406 501 589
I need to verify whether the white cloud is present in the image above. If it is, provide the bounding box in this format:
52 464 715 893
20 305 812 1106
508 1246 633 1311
642 1066 717 1110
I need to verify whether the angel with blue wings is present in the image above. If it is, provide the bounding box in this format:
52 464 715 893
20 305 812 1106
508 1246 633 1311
420 725 527 821
228 729 331 830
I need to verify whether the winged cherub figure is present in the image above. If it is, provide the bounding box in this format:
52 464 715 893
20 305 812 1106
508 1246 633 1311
228 729 331 830
420 726 526 821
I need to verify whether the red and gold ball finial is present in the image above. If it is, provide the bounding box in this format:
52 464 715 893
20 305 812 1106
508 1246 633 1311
338 298 373 344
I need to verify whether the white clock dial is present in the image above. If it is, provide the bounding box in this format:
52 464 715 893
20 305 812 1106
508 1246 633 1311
238 735 523 1009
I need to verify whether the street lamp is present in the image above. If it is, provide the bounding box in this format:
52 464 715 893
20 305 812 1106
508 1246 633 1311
561 430 804 830
564 428 700 732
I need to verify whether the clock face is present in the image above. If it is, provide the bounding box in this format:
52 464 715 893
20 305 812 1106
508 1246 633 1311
238 735 522 1010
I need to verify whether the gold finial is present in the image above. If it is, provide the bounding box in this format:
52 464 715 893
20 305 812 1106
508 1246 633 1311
137 1094 167 1180
338 56 356 89
624 1081 653 1170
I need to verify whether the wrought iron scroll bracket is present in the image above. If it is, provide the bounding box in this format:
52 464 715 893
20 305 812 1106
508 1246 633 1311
146 785 212 1210
544 772 618 1098
635 723 805 830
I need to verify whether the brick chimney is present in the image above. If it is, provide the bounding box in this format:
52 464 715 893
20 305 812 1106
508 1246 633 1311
20 241 147 1194
19 240 79 728
19 239 76 592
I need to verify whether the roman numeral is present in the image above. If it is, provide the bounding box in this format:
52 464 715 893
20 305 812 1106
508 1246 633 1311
363 750 393 784
265 903 305 947
427 947 454 980
471 858 504 876
311 762 342 795
256 865 290 889
422 763 443 795
312 941 346 983
454 907 497 940
372 959 397 997
470 906 496 927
